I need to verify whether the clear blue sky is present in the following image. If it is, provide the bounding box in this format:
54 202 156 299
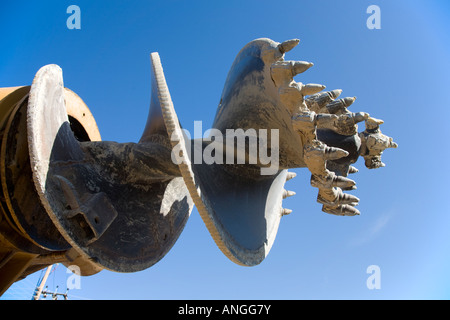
1 0 450 300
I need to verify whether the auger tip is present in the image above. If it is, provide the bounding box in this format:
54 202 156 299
301 83 326 96
279 39 300 54
283 190 296 199
286 172 297 181
281 208 293 216
331 89 343 99
348 166 359 174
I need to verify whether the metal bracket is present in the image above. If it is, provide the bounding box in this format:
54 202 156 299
56 175 118 245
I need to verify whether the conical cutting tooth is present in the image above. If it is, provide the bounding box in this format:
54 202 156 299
333 175 356 190
309 89 342 103
315 113 338 128
271 61 312 87
337 192 360 205
281 208 293 216
323 146 349 160
305 89 343 112
283 190 296 199
301 83 326 96
317 188 339 205
278 39 300 54
329 89 343 100
286 171 297 181
322 204 360 216
310 174 356 190
317 187 359 206
352 112 370 124
326 97 356 114
343 205 360 216
348 166 359 174
321 89 342 103
342 185 357 191
292 61 314 76
344 96 357 106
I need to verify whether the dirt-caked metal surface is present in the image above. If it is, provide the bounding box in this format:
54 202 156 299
158 38 397 265
0 37 397 292
27 65 193 272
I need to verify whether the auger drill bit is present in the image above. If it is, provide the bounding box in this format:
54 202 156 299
298 87 396 216
0 37 398 295
268 37 396 217
172 37 398 264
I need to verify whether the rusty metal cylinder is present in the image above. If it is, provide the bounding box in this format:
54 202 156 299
0 86 102 295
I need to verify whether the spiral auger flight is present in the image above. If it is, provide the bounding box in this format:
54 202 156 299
0 37 397 295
